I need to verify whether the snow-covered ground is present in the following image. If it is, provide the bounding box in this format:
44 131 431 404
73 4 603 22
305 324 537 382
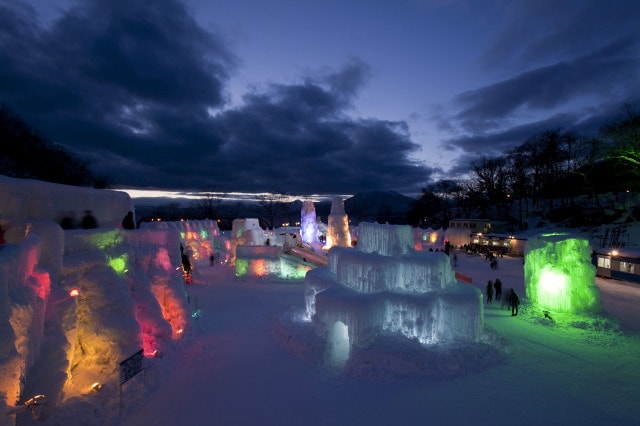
14 251 636 426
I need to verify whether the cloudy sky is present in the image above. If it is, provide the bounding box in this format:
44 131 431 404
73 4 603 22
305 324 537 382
1 0 639 197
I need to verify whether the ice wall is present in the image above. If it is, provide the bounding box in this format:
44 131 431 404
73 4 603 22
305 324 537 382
305 223 483 353
234 246 312 280
0 221 191 408
525 233 601 314
0 175 134 229
358 222 414 257
141 219 224 264
415 227 446 250
324 197 351 249
0 229 51 405
300 201 319 246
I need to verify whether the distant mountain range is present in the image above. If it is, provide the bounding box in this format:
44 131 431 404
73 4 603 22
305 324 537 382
345 190 416 223
134 189 418 226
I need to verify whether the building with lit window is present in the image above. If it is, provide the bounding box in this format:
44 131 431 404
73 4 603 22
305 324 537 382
448 219 491 234
593 248 640 283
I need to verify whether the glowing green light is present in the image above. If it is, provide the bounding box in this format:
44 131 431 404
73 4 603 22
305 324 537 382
278 261 310 280
200 230 208 239
108 254 129 276
525 234 600 314
537 265 570 311
180 232 185 240
235 259 248 277
89 230 123 250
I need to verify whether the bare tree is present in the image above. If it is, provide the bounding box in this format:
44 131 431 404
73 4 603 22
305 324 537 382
191 189 226 219
602 104 640 178
255 191 288 229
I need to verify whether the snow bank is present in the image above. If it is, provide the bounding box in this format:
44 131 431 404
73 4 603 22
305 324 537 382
0 175 133 230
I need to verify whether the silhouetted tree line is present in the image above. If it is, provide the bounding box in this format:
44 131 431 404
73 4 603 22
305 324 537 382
409 105 640 230
0 105 110 188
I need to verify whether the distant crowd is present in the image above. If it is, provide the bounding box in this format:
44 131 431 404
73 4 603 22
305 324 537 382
58 210 136 230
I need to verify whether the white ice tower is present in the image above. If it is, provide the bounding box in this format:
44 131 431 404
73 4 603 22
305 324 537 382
300 201 319 247
305 222 483 367
323 197 351 249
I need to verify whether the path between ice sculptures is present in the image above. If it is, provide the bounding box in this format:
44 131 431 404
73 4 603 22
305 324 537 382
115 253 640 426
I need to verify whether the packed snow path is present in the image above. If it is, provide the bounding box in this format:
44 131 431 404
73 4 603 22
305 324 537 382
117 254 640 426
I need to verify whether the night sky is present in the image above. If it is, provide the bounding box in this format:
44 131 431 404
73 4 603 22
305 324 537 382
1 0 639 197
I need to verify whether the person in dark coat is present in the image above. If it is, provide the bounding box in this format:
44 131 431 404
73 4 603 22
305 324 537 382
80 210 98 229
122 211 135 229
509 289 520 316
493 278 502 301
182 252 191 272
486 280 494 304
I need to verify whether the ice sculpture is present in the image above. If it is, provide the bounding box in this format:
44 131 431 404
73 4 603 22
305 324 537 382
141 219 223 262
300 201 319 246
232 218 312 279
235 245 312 279
323 197 351 249
229 218 266 265
305 222 483 366
525 233 601 314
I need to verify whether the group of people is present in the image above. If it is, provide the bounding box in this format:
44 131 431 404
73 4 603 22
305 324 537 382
59 210 136 230
486 278 520 316
60 210 98 230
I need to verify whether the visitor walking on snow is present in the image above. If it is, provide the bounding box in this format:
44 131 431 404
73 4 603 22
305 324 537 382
486 280 494 304
493 278 502 301
509 289 520 316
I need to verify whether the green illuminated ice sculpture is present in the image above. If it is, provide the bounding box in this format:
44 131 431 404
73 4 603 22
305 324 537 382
524 233 601 314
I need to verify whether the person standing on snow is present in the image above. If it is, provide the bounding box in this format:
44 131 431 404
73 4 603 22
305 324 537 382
493 278 502 301
122 211 135 229
80 210 98 229
486 280 494 304
509 289 520 316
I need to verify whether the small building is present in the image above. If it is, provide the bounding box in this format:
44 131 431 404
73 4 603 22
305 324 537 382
448 219 491 234
593 247 640 283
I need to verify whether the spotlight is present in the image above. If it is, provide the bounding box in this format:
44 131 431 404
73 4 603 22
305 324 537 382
69 288 80 297
91 382 103 391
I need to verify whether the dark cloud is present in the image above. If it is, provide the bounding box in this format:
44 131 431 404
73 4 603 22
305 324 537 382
0 0 433 195
441 112 579 172
432 0 640 177
208 74 433 194
481 0 640 73
454 38 639 133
